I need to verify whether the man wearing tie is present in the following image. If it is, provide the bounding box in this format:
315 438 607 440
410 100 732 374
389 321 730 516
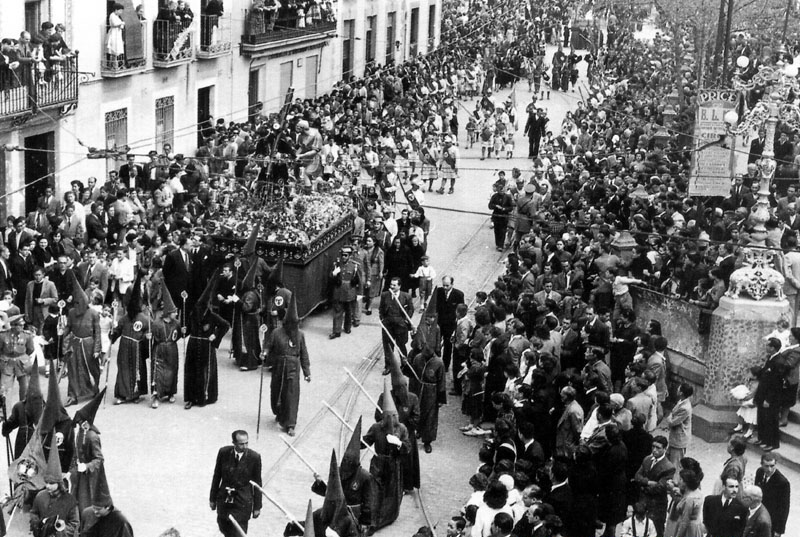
77 250 109 300
379 277 414 375
702 475 747 537
209 430 262 537
740 485 772 537
753 453 790 537
163 235 194 323
633 436 675 537
433 275 465 378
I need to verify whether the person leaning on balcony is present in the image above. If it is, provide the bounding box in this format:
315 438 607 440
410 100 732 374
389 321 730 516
175 0 194 29
265 0 281 31
106 3 126 69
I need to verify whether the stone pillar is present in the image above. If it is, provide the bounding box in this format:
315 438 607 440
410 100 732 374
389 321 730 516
693 295 791 442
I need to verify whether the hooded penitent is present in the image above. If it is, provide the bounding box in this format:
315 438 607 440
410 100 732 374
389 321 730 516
73 388 106 428
319 450 346 527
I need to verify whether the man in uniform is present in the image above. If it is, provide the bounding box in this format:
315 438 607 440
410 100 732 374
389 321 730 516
0 313 35 399
437 136 460 194
209 429 262 537
329 246 361 339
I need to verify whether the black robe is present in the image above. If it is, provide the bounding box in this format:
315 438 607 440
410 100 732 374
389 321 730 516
184 312 229 406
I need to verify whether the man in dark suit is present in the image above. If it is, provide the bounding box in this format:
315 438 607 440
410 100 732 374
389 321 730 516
0 246 12 297
209 430 262 537
9 239 34 309
524 108 548 158
753 453 790 536
118 154 145 190
433 275 464 382
543 461 572 533
162 235 193 322
517 421 545 479
379 276 414 374
740 485 772 537
748 128 766 164
6 217 35 256
26 203 52 238
633 436 675 537
703 475 748 537
76 250 109 300
582 306 611 354
85 203 108 244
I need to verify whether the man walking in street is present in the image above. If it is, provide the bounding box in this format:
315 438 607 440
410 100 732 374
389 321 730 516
210 430 262 537
329 246 361 339
754 453 790 537
702 475 747 537
434 276 464 377
379 277 414 375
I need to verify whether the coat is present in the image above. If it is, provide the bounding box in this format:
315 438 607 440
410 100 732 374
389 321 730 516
666 398 692 449
634 455 675 516
210 446 262 520
702 494 747 537
331 258 361 302
555 400 583 458
741 504 771 537
24 278 58 328
754 468 790 534
70 427 110 513
434 286 465 328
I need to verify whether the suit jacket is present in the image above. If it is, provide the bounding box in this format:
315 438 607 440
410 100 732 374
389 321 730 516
702 494 747 537
24 279 58 325
634 455 675 510
555 400 583 458
433 286 464 328
379 290 414 327
584 316 610 350
7 228 34 255
754 468 790 534
666 398 692 449
85 213 108 243
77 261 109 298
742 504 771 537
0 259 11 296
163 248 192 301
118 164 145 189
533 289 561 307
544 484 573 530
749 137 766 164
521 271 536 295
209 446 262 516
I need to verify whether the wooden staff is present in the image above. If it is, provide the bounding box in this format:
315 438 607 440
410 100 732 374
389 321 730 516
378 319 421 383
321 402 377 456
227 514 248 537
343 367 381 411
249 481 304 532
280 435 320 478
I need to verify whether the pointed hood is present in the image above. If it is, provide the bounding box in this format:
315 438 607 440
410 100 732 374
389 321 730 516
319 450 346 525
242 256 260 291
73 388 105 427
43 431 62 484
126 270 144 319
90 476 113 507
303 499 315 537
266 256 285 288
160 279 178 315
387 348 407 390
341 416 362 469
69 269 89 315
195 268 221 319
284 293 299 327
38 360 70 434
24 358 44 423
381 377 398 416
423 285 438 320
242 221 261 258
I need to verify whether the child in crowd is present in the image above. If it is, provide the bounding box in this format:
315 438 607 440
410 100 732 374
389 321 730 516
460 348 487 436
618 501 657 537
411 255 436 312
504 130 515 159
730 365 759 439
466 117 477 148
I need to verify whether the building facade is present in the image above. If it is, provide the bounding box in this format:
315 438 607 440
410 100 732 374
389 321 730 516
0 0 440 218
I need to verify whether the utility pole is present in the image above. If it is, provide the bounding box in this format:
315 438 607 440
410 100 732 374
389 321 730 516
721 0 734 83
783 0 793 40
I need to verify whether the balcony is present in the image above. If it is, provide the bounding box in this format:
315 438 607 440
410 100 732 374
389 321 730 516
101 21 148 78
0 54 80 122
198 14 232 59
241 9 335 56
153 18 194 68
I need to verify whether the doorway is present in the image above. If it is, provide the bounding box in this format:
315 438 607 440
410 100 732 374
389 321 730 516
248 69 260 124
197 86 212 147
24 131 54 214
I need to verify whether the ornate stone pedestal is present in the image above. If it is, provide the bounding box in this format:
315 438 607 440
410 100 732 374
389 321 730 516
693 296 791 442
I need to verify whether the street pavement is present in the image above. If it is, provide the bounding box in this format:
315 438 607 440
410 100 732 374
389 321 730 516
6 38 800 537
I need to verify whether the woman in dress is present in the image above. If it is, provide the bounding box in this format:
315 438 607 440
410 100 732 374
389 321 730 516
670 468 705 537
106 3 126 69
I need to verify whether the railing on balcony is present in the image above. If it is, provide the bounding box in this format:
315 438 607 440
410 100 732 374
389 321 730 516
198 14 232 58
153 18 194 67
0 54 79 120
101 21 147 77
241 9 335 52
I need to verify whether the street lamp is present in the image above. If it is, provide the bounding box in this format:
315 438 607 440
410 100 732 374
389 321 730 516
723 54 800 300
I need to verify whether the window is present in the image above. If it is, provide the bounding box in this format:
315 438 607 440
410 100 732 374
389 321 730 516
105 108 128 174
386 12 396 65
342 19 355 78
155 96 175 150
428 5 436 51
409 7 419 56
305 55 318 99
279 60 294 104
365 16 376 66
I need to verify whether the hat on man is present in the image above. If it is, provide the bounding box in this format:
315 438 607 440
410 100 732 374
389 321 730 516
523 183 536 194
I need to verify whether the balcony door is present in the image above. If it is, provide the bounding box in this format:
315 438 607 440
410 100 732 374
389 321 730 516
197 86 213 146
24 132 54 214
110 0 145 63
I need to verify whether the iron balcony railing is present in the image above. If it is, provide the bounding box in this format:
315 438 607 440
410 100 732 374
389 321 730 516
153 17 194 66
242 9 335 48
198 14 232 57
0 53 79 119
100 20 148 76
